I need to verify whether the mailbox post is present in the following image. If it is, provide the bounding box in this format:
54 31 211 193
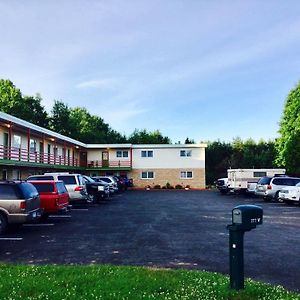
227 205 263 290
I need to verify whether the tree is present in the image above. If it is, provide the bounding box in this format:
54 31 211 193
0 79 48 127
0 79 24 115
275 81 300 175
128 129 171 144
185 137 195 144
22 94 49 127
50 100 73 136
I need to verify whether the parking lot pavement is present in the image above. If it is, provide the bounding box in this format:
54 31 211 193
0 190 299 293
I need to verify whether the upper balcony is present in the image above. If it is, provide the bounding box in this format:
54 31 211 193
0 145 81 170
86 159 132 171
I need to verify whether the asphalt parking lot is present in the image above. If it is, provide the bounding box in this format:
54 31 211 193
0 190 299 293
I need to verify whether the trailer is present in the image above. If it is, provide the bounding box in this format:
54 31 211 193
227 168 286 193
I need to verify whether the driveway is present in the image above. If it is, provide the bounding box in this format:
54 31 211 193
0 190 299 293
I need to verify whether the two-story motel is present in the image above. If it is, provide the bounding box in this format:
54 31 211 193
0 112 207 188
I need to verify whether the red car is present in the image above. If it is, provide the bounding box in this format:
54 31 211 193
27 180 70 219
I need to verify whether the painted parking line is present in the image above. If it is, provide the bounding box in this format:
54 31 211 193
22 223 54 227
0 237 23 241
48 215 72 218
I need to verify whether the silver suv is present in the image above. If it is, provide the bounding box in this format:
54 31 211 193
255 175 300 201
27 173 89 204
0 181 42 233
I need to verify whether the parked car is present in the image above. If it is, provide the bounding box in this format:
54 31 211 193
0 181 42 233
216 178 229 194
255 175 300 201
27 180 70 219
27 173 89 204
120 175 133 187
82 175 110 202
92 176 119 193
113 176 126 192
278 182 300 205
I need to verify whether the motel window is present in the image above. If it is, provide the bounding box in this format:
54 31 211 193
13 135 21 148
180 150 192 157
141 150 153 157
141 171 154 179
117 150 129 158
180 171 193 179
29 139 36 153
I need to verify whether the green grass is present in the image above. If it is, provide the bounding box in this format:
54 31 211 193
0 264 299 300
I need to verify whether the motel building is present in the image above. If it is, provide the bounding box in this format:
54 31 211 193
0 112 207 189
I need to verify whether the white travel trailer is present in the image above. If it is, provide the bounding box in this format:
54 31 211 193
227 168 286 193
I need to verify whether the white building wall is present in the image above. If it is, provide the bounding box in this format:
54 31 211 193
132 147 205 169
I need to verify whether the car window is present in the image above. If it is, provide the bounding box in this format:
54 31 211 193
77 175 84 185
19 183 39 198
30 183 55 193
28 176 54 180
100 178 111 183
56 182 68 194
0 185 20 200
57 176 77 185
257 177 271 185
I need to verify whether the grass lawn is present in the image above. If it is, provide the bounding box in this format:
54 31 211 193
0 264 299 300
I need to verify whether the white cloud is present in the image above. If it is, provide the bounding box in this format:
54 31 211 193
76 78 120 89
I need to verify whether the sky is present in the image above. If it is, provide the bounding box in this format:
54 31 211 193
1 0 300 143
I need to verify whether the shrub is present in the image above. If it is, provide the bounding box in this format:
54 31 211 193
165 182 171 189
175 184 183 189
154 184 161 189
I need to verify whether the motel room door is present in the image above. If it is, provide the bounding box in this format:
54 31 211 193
80 152 87 167
102 151 109 168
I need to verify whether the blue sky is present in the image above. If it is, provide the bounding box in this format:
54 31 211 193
1 1 300 143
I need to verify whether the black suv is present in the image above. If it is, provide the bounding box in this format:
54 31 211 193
0 181 42 233
82 175 110 202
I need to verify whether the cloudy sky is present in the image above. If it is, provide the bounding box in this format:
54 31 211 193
1 1 300 143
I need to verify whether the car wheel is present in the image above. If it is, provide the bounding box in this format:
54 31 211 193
0 213 8 234
263 197 270 202
274 192 280 202
87 194 95 204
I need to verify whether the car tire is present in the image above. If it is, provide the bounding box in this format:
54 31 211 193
0 213 8 234
274 192 280 202
87 194 95 204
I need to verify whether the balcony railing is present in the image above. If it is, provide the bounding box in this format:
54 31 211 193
87 160 131 168
0 145 79 167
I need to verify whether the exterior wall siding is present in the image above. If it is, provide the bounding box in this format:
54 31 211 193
129 168 206 189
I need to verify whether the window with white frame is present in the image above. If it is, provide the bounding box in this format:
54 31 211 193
180 171 193 179
180 150 192 157
141 150 153 157
141 171 154 179
116 150 129 158
13 135 21 148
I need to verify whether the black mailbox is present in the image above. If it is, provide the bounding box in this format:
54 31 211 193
227 204 263 290
232 205 263 230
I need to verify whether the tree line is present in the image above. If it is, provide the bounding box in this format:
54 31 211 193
0 79 170 144
1 78 299 183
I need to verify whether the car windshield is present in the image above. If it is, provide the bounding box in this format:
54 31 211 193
83 176 95 183
58 176 77 185
19 183 39 198
258 177 271 185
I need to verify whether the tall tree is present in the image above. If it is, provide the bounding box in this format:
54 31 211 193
275 81 300 175
0 79 24 115
128 129 171 144
50 100 73 136
22 94 49 127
